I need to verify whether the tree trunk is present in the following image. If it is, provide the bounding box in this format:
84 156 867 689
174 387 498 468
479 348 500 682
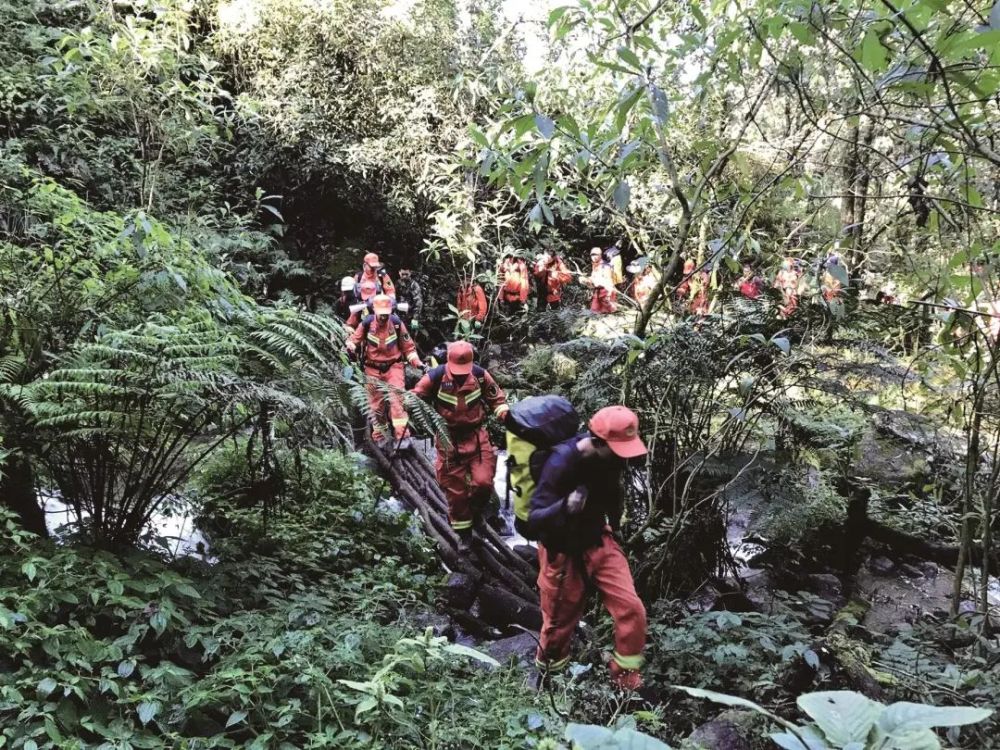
0 453 47 537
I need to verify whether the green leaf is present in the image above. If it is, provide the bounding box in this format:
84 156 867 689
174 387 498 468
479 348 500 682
512 114 536 139
788 22 814 45
21 561 37 582
117 661 135 678
649 84 670 124
991 0 1000 30
534 114 555 139
469 125 489 148
613 180 631 211
861 31 889 72
548 5 570 28
878 702 992 734
149 611 168 636
137 701 159 725
771 337 791 355
23 741 37 750
356 696 378 716
565 723 615 746
37 677 58 697
226 710 248 728
108 579 124 597
617 46 642 71
797 691 884 746
442 643 500 667
771 731 830 750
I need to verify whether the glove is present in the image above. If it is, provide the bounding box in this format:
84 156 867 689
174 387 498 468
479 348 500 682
410 319 420 332
473 320 482 330
565 488 587 515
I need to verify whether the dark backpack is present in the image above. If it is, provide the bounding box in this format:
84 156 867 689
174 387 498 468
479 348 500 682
353 268 390 302
504 395 580 537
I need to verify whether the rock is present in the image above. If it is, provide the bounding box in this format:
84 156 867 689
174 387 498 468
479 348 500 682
806 573 844 604
918 562 939 579
484 632 538 666
682 710 759 750
709 590 759 613
869 556 896 576
444 572 478 610
410 611 454 638
899 563 924 579
477 584 543 631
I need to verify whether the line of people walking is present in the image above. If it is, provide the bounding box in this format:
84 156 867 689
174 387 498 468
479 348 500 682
335 251 649 693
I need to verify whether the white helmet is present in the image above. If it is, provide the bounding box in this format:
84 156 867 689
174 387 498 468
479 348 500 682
341 276 356 292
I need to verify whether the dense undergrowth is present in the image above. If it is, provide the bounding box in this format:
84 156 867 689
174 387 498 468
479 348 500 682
0 450 552 749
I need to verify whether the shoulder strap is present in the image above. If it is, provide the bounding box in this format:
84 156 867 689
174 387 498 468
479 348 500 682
427 364 447 390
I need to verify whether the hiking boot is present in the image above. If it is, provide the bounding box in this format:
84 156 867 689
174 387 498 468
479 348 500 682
609 661 642 692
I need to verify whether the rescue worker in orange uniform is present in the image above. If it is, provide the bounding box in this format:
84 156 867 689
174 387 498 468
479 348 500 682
689 264 711 316
583 247 618 313
527 406 648 691
533 250 573 311
627 257 660 310
457 275 489 325
776 258 801 318
347 294 423 446
498 251 530 314
412 341 510 551
355 252 397 304
676 258 696 303
821 253 847 301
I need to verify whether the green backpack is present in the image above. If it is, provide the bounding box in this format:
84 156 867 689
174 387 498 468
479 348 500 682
504 395 580 534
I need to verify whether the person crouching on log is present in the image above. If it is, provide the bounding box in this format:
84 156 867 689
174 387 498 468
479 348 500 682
526 406 648 691
346 294 423 448
411 341 509 553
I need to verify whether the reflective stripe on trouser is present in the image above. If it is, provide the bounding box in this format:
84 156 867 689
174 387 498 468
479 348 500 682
435 427 496 530
364 362 408 439
535 528 646 671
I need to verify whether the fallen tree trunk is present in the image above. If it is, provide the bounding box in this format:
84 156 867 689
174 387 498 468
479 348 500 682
864 518 999 575
363 437 541 628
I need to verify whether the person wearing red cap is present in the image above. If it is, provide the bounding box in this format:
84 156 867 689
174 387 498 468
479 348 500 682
354 252 397 308
497 251 531 314
457 274 489 325
411 341 509 551
526 405 647 690
533 250 573 311
347 294 423 445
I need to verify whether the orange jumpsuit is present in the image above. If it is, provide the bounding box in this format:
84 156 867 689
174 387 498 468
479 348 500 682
355 269 396 304
412 365 509 530
498 258 530 308
457 283 489 323
676 259 695 301
348 314 421 440
632 267 660 309
776 268 800 317
533 256 573 308
589 261 618 313
689 270 711 316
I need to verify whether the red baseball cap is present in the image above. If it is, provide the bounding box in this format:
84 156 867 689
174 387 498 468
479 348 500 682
589 406 647 458
446 341 474 376
372 294 392 315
